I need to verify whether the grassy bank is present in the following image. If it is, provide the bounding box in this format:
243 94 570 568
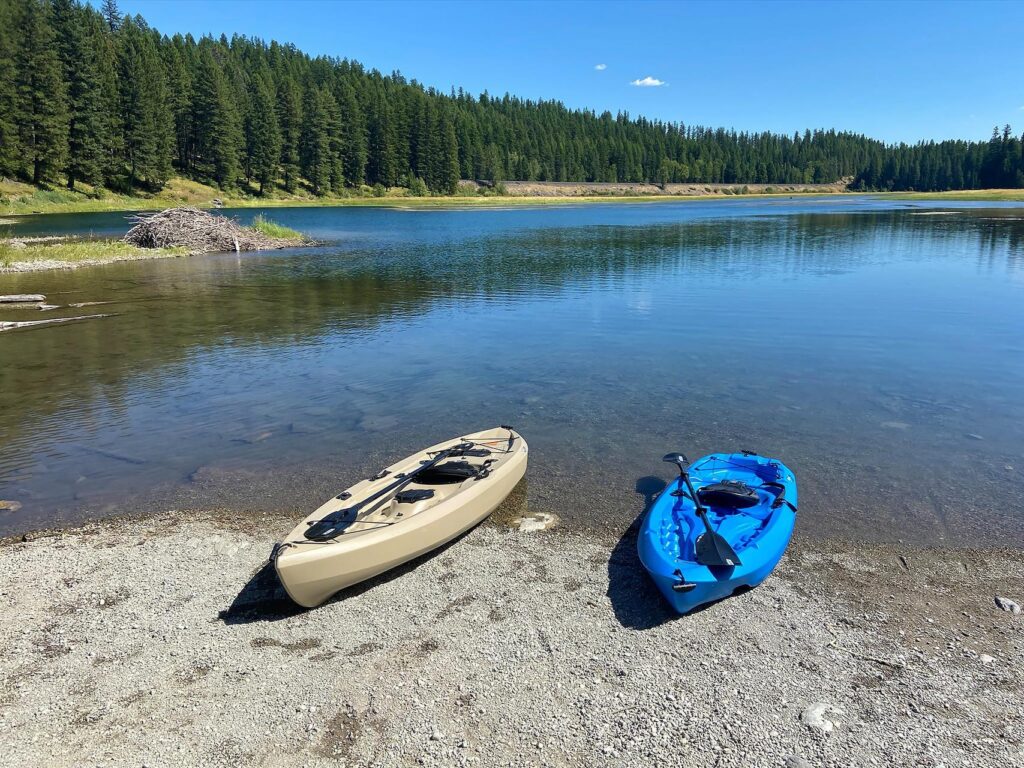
0 179 829 216
884 188 1024 202
1 211 307 272
0 238 186 272
5 176 1024 219
249 214 303 239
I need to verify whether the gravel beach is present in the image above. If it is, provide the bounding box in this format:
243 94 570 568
1 510 1021 767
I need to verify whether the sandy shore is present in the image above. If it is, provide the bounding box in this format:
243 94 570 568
0 511 1020 767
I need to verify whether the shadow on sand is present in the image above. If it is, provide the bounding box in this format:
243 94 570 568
218 528 474 625
605 475 681 630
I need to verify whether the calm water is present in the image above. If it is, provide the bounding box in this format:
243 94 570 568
2 197 1023 546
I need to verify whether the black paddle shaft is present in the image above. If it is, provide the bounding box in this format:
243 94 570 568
667 457 743 568
343 444 469 516
306 443 471 540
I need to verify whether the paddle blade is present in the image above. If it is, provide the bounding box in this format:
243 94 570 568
695 530 742 568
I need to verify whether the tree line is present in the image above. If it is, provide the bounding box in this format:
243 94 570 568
0 0 1022 196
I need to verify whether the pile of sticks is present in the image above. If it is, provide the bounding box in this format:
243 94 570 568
122 207 289 253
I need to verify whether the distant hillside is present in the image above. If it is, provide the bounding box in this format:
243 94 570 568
0 0 1021 198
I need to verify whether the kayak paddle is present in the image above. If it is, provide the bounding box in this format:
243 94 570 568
305 443 471 540
662 452 742 568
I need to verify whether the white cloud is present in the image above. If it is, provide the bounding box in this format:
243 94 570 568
630 76 666 87
594 63 607 71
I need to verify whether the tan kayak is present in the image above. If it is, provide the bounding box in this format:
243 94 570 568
272 427 528 608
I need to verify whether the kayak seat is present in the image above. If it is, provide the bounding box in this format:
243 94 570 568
697 480 759 509
414 461 484 485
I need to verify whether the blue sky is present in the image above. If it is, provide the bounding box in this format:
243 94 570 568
117 0 1023 144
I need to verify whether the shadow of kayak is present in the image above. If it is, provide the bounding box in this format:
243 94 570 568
218 527 476 624
606 476 681 630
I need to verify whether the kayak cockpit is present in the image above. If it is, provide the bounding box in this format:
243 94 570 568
663 453 796 565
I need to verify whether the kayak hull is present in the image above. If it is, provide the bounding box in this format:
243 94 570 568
274 428 528 608
638 452 797 614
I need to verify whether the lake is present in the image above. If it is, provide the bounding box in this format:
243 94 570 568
1 196 1023 546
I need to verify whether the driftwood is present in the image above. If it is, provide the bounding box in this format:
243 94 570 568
0 313 114 332
123 207 299 254
0 294 45 303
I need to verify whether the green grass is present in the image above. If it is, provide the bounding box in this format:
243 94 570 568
249 215 303 239
881 189 1024 202
5 174 1022 219
0 175 852 217
0 238 186 270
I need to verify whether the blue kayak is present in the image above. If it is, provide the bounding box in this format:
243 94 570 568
638 451 798 614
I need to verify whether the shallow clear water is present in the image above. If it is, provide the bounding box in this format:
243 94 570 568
2 197 1023 545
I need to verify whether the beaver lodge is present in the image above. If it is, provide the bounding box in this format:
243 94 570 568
123 207 309 254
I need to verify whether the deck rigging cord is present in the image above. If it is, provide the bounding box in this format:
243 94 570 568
300 434 513 543
303 444 467 541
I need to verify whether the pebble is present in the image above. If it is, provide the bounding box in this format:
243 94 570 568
979 654 995 665
994 596 1021 615
1 516 1019 767
510 512 560 532
801 703 841 734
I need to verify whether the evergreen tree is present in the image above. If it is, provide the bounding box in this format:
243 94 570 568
16 0 69 185
276 77 301 193
441 109 459 194
2 4 1021 198
0 0 21 178
161 36 192 172
53 0 105 189
117 18 172 188
101 0 120 32
245 73 281 194
191 45 242 188
89 9 122 186
366 95 397 188
337 82 366 187
300 86 332 195
323 89 345 193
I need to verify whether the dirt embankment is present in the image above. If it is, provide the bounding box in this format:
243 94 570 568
0 510 1020 767
467 179 852 197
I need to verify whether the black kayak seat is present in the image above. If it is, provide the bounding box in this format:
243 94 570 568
413 460 484 485
697 480 760 509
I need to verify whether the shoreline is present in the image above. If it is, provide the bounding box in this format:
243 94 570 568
4 184 1024 220
1 509 1020 767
